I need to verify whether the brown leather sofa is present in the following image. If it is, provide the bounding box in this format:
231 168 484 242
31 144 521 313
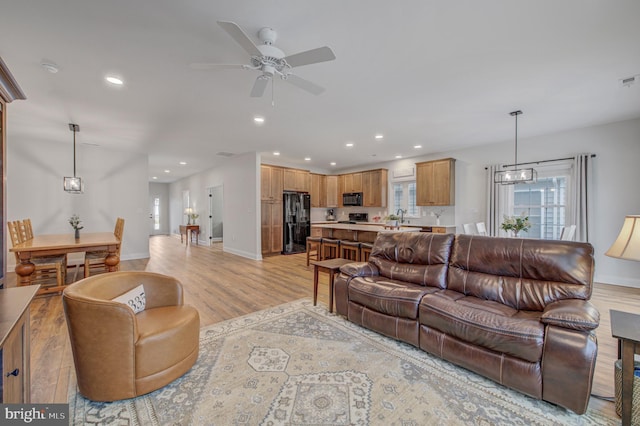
334 232 599 414
63 271 200 401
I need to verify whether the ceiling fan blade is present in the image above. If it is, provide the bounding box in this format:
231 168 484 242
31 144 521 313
250 76 269 97
189 63 247 70
284 46 336 68
284 74 325 95
217 21 262 57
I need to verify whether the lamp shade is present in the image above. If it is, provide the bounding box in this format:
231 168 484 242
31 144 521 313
605 215 640 261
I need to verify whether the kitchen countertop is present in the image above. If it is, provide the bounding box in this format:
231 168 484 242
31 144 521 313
311 223 420 233
312 221 456 228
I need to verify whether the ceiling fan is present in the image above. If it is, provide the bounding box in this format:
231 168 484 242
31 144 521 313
191 21 336 97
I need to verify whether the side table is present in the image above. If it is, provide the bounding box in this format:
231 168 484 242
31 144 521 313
611 309 640 425
311 258 352 313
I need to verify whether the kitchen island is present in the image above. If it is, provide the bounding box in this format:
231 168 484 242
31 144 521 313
312 222 420 243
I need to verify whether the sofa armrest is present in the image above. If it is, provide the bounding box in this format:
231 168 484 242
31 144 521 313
339 262 379 278
541 299 600 332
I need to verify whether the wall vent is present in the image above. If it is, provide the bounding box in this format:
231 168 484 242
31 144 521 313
620 74 639 88
216 152 235 157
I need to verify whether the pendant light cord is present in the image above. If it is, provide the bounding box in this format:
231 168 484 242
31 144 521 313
73 127 77 177
510 110 522 170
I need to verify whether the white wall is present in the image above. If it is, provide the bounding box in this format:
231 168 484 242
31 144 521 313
169 152 261 259
6 137 150 269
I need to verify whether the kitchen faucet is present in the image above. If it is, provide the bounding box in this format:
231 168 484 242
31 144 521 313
396 209 406 224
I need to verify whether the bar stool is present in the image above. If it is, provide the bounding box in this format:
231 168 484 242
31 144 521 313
321 238 340 260
306 236 322 266
360 242 374 262
340 240 361 261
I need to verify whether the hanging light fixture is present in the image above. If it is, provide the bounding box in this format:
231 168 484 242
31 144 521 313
63 123 83 193
494 110 537 185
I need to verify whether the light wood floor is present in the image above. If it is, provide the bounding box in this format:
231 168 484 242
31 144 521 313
14 234 638 417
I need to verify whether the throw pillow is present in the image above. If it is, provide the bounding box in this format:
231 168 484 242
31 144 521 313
112 284 146 314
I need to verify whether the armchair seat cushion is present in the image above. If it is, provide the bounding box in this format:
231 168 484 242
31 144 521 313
420 291 545 362
136 305 200 379
349 276 440 320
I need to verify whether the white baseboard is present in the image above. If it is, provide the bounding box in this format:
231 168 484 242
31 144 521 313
223 246 261 260
595 274 640 289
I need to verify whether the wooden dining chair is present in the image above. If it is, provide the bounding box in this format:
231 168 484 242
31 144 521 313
8 221 66 288
476 222 488 236
84 217 125 278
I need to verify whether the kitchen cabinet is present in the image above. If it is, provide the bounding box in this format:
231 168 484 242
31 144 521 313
416 158 455 206
310 173 326 207
1 286 38 403
326 175 338 207
261 165 283 201
363 169 388 207
341 172 362 194
261 201 283 256
283 168 310 192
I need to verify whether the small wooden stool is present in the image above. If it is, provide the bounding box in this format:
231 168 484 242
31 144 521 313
311 258 352 313
360 242 374 262
321 238 340 260
306 236 322 266
340 240 361 261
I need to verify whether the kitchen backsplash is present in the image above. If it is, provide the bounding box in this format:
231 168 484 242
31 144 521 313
311 206 456 226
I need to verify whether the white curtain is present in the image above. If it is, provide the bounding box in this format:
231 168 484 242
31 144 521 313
570 154 593 242
486 165 503 236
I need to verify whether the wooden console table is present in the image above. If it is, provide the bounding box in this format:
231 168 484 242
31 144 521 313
311 258 352 313
0 285 39 403
179 225 200 246
611 309 640 425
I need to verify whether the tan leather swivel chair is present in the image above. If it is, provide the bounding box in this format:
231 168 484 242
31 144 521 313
63 271 200 401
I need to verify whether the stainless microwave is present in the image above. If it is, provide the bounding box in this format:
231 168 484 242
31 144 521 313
343 192 363 206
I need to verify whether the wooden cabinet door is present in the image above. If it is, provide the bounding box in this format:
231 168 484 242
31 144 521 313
310 174 326 207
362 169 388 207
261 165 283 201
351 172 363 192
283 168 297 191
342 174 352 193
416 159 455 206
270 202 283 253
326 176 338 207
297 170 311 193
2 316 25 403
261 201 283 255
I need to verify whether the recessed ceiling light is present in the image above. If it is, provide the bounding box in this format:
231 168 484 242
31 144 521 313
345 143 354 148
273 151 280 156
152 176 157 180
375 134 384 140
41 62 59 73
164 169 171 173
330 162 336 166
254 116 265 124
395 155 402 159
179 161 187 165
304 157 311 161
414 145 422 149
105 76 124 85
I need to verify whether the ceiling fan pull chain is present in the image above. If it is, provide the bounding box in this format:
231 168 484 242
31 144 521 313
271 77 275 107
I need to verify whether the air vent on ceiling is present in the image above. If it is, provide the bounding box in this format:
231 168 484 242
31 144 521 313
620 74 639 88
216 152 235 157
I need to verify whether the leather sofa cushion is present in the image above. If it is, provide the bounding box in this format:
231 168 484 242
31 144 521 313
349 276 440 319
448 235 594 311
419 290 545 362
369 232 454 288
135 305 200 379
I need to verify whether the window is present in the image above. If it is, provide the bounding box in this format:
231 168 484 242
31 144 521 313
392 181 419 217
501 161 571 239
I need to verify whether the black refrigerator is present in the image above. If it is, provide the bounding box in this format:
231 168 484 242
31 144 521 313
283 192 311 254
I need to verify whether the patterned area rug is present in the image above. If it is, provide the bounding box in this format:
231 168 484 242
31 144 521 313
69 299 616 425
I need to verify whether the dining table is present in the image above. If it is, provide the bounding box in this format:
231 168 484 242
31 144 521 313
9 232 121 293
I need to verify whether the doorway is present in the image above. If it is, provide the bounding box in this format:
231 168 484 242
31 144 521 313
208 186 223 242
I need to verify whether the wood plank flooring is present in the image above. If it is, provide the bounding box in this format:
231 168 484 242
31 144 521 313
13 234 639 417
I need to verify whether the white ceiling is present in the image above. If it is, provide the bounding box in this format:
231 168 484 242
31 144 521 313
2 0 640 183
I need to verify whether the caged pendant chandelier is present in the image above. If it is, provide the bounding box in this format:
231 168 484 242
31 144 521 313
63 123 83 193
494 110 537 185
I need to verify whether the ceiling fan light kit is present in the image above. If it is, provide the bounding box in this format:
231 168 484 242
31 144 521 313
191 21 336 98
494 110 537 185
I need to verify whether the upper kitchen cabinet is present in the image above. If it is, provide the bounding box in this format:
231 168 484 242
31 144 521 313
341 172 363 194
416 158 455 206
261 165 284 201
283 168 310 192
362 169 388 207
326 175 338 207
310 173 326 208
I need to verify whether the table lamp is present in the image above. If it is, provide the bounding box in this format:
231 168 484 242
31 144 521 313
606 215 640 261
184 207 194 225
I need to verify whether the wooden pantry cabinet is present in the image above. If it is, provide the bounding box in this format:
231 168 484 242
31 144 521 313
283 168 310 192
261 165 284 255
362 169 388 207
416 158 455 206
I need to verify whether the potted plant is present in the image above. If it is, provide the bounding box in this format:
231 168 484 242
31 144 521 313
384 214 400 227
69 214 84 239
501 213 531 237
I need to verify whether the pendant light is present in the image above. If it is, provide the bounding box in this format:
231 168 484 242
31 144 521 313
494 110 537 185
63 123 83 193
